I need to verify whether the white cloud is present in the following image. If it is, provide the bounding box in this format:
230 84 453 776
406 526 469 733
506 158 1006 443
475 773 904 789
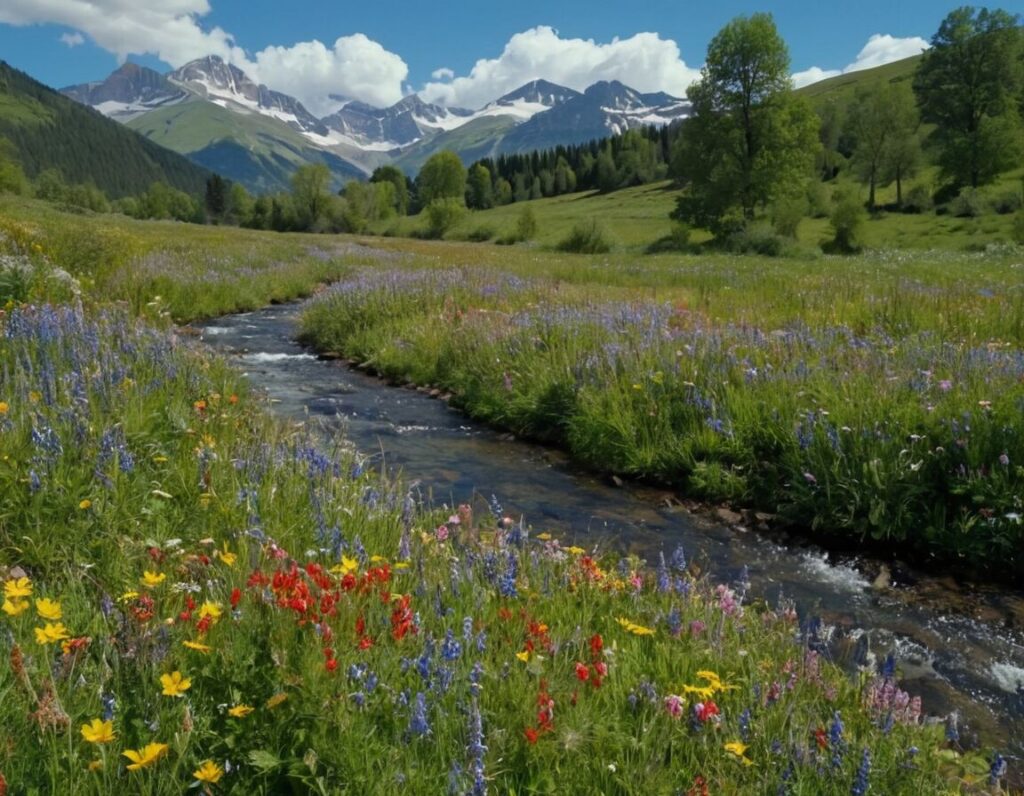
0 0 407 112
248 35 407 114
59 31 84 47
420 26 701 108
792 66 841 89
793 34 928 89
844 33 928 73
431 67 454 81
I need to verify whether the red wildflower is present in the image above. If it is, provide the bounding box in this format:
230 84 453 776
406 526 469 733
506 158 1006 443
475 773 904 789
498 607 513 621
130 595 154 623
695 701 720 722
814 727 828 750
229 588 242 608
355 616 366 637
524 727 539 745
575 662 590 682
147 547 165 563
247 570 270 588
196 614 213 635
687 775 709 796
358 636 374 650
589 633 603 657
390 594 415 640
179 595 196 622
325 659 337 673
594 661 608 678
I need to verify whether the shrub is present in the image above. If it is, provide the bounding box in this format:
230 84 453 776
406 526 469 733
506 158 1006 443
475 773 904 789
806 180 831 219
950 188 984 218
901 185 933 214
465 225 497 242
423 198 466 239
771 194 807 238
725 222 786 257
827 187 867 253
556 219 612 253
1012 210 1024 245
991 191 1023 215
514 205 538 242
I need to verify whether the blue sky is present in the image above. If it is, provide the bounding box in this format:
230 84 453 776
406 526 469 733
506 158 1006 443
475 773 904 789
0 1 967 113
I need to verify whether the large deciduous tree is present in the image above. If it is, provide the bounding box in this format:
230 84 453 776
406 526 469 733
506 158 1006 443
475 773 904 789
290 164 332 228
849 80 920 210
913 6 1023 189
416 151 467 206
670 13 819 235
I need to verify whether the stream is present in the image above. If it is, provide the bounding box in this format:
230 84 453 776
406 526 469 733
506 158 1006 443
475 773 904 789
197 300 1024 764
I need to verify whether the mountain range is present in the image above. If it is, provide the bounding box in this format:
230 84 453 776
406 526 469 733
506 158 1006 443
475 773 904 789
61 56 690 192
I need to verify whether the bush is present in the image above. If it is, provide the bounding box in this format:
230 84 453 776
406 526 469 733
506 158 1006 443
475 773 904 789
423 198 466 239
950 188 984 218
1012 210 1024 245
901 185 933 214
991 191 1023 215
805 180 831 219
646 222 696 254
556 219 612 253
725 222 786 257
464 225 496 242
771 194 807 238
514 206 538 242
827 187 867 253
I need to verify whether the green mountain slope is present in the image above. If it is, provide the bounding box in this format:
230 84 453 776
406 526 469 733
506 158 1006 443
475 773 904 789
796 55 922 106
0 61 211 197
127 99 365 193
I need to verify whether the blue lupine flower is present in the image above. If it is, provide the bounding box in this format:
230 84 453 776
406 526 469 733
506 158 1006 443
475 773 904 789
408 692 431 737
851 748 870 796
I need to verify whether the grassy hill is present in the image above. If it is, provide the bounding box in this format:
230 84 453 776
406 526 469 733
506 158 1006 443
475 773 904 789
796 55 921 105
127 98 365 194
0 61 212 198
394 115 519 175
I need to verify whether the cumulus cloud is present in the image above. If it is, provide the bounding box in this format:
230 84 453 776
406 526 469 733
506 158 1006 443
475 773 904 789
59 31 84 47
420 26 701 108
0 0 407 112
248 35 406 114
431 67 454 81
793 34 928 89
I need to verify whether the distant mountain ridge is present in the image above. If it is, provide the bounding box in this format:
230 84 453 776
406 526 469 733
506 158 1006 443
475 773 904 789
61 55 691 187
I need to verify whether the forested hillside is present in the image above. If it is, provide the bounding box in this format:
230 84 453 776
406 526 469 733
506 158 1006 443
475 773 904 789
0 61 211 197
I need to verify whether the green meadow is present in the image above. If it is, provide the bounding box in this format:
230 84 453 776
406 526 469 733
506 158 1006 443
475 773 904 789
0 195 1018 792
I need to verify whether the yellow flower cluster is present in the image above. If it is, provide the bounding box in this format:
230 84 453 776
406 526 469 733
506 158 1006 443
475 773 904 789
616 617 656 636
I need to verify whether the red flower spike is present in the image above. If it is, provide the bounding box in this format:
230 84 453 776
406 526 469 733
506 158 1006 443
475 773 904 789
230 588 242 608
575 662 590 682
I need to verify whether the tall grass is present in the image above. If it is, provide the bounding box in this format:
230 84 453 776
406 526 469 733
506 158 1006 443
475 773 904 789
301 263 1024 578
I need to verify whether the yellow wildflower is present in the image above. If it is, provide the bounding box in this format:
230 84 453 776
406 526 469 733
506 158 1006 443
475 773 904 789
724 741 754 765
265 692 288 709
183 640 212 653
331 556 359 575
564 546 586 555
79 499 92 510
35 621 71 645
35 597 62 620
2 597 29 617
616 617 656 636
198 601 222 622
370 555 387 563
535 532 552 541
193 760 224 783
0 401 8 414
28 390 41 403
87 759 104 772
228 704 254 718
80 718 115 744
217 543 236 567
123 742 168 771
4 576 32 599
515 650 530 662
393 562 410 571
160 670 191 697
119 591 139 603
141 571 166 588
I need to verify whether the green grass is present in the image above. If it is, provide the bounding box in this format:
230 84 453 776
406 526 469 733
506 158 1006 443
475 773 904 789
0 196 1004 794
373 167 1024 254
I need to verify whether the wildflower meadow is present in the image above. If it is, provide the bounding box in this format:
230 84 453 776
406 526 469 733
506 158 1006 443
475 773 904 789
0 202 1016 792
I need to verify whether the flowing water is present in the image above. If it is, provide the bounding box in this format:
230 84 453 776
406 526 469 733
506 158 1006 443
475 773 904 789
197 301 1024 763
